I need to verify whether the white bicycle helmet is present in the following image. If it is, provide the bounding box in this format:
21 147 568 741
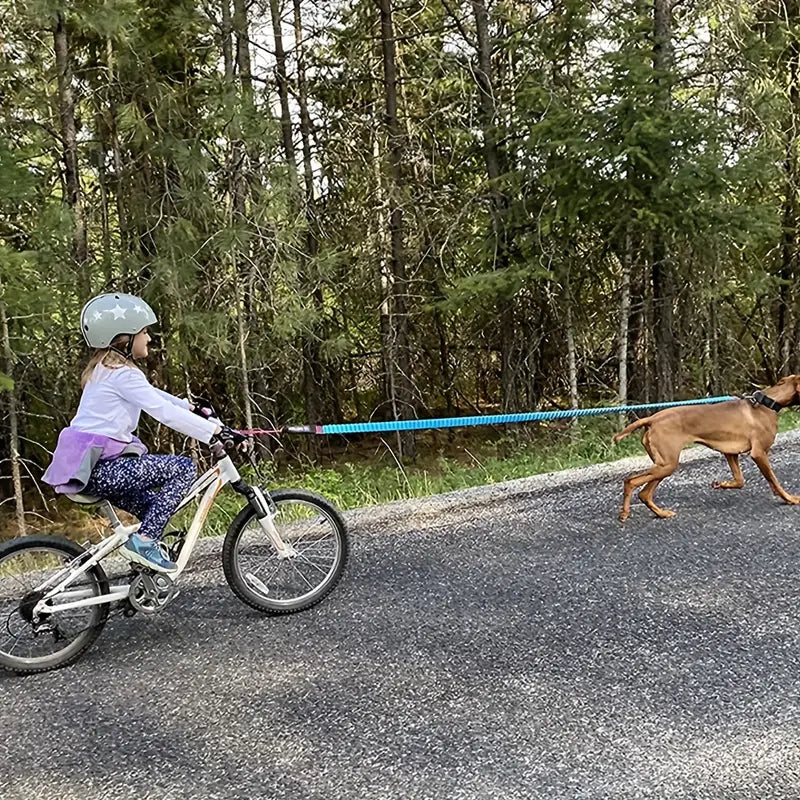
80 293 158 349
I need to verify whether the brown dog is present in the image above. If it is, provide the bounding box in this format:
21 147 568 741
614 375 800 521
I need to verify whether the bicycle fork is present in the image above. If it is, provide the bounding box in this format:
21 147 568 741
231 482 298 559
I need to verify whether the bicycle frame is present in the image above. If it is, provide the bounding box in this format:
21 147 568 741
30 454 294 617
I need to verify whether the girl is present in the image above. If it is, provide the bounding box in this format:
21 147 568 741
43 292 223 573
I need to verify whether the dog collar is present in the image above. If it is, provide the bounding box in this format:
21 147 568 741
746 389 783 412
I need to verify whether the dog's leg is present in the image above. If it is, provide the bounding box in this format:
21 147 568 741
750 448 800 504
636 469 679 518
637 478 670 517
620 465 677 521
620 429 681 521
620 469 652 521
713 454 744 489
620 433 654 521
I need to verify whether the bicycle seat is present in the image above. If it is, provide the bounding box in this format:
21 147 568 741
64 493 101 505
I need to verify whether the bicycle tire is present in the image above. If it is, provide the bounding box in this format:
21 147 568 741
222 489 349 615
0 535 110 674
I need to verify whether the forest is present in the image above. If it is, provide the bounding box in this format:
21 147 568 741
2 0 800 529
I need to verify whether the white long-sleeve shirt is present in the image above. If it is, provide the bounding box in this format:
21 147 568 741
71 364 218 443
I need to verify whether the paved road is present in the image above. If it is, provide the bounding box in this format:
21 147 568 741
3 436 800 800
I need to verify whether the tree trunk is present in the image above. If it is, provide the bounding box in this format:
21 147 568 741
378 0 415 459
617 229 633 426
268 0 331 454
270 0 299 195
643 241 654 403
229 0 255 432
371 127 391 390
652 236 676 400
54 12 89 296
1 301 26 536
779 22 800 375
294 0 316 207
94 76 112 285
234 276 254 432
470 0 516 411
651 0 676 400
294 0 335 430
564 274 579 431
104 39 130 274
232 0 254 98
221 0 234 83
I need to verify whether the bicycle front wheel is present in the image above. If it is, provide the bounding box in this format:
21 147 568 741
0 535 110 674
222 489 349 614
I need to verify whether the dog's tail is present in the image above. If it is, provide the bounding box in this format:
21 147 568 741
613 416 653 443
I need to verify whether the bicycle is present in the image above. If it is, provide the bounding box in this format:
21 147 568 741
0 434 349 675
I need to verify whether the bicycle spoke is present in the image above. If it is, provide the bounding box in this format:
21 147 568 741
292 553 331 577
0 542 107 672
294 535 334 557
253 559 284 589
285 559 315 590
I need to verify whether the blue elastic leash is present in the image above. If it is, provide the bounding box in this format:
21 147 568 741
277 395 736 436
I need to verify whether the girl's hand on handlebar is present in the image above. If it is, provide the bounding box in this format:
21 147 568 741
210 425 254 454
190 397 217 421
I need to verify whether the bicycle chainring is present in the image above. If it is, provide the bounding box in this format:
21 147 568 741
128 572 179 614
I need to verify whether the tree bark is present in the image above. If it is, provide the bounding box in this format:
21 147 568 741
564 273 579 431
221 0 234 83
270 0 299 196
470 0 515 410
232 0 254 99
54 12 89 295
293 0 336 429
1 301 26 536
617 229 633 426
651 0 676 400
778 19 800 375
104 39 130 274
372 125 393 411
96 107 113 285
230 0 255 432
378 0 415 459
294 0 316 208
283 0 334 453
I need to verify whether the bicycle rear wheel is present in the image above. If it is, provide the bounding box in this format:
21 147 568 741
222 489 349 614
0 536 110 674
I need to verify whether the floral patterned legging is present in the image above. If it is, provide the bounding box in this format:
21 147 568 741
83 454 197 541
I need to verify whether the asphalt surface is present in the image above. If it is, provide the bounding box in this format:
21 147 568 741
3 435 800 800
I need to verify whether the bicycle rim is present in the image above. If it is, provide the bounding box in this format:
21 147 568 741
232 496 345 610
0 543 106 672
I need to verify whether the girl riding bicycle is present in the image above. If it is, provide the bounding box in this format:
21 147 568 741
43 292 230 573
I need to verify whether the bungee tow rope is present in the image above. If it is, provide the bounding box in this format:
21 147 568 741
238 394 737 437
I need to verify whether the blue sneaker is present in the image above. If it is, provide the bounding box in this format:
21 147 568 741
122 535 178 573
